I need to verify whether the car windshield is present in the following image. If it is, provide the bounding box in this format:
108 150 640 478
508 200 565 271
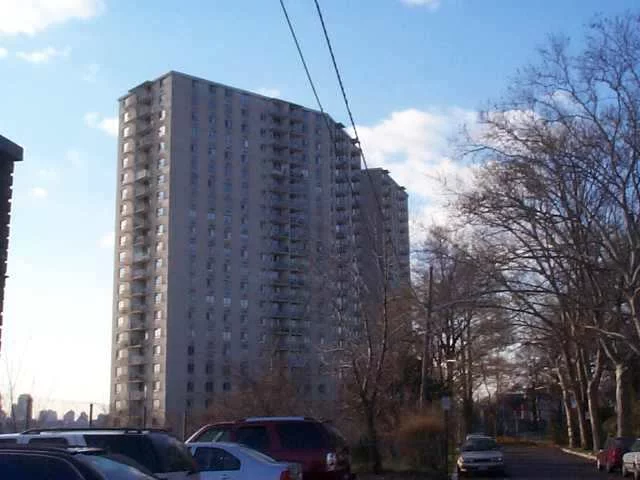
462 438 499 452
78 454 157 480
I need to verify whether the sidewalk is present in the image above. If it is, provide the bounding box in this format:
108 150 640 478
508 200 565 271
560 447 597 461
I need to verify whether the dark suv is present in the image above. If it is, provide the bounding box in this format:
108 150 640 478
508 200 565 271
187 416 353 480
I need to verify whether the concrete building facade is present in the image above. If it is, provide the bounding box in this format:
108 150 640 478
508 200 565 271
110 72 408 426
0 135 23 357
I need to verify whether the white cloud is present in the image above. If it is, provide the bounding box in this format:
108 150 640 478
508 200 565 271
0 47 8 58
84 112 118 137
353 108 477 240
257 87 281 98
29 187 48 199
400 0 440 9
82 62 100 82
0 0 105 35
98 231 114 249
16 46 70 63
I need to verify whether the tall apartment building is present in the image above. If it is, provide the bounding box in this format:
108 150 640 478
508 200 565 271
110 71 408 426
355 168 410 299
0 135 23 356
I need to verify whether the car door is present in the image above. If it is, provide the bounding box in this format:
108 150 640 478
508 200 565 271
191 446 242 480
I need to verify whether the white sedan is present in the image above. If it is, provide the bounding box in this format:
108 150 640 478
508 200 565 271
622 438 640 478
188 442 299 480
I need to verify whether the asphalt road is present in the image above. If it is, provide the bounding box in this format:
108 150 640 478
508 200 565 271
454 445 621 479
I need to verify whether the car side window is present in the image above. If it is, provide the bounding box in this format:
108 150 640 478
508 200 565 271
0 453 83 480
195 427 230 442
27 437 70 447
235 426 269 452
193 447 241 471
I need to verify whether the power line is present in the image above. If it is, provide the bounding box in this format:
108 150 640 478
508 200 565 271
312 0 410 283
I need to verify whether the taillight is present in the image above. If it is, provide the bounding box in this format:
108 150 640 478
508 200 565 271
279 469 292 480
326 452 338 471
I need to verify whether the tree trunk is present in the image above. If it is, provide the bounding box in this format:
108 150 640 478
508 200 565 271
558 372 575 448
615 363 633 437
587 383 602 452
574 394 589 450
365 405 382 474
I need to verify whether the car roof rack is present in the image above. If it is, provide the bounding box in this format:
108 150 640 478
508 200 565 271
20 427 168 434
242 416 316 422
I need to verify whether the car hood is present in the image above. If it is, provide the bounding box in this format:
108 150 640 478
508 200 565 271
460 450 503 461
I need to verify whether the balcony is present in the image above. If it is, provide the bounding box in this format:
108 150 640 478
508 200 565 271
133 220 148 231
134 169 150 182
129 391 146 401
137 136 154 152
270 212 288 224
134 186 150 198
130 301 146 314
134 202 149 214
129 354 146 366
289 141 304 153
127 373 145 383
133 252 150 263
137 105 152 120
270 167 288 178
290 108 304 123
136 119 153 136
131 268 147 280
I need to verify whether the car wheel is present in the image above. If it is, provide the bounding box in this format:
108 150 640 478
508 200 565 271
596 459 602 471
623 464 629 477
634 468 640 480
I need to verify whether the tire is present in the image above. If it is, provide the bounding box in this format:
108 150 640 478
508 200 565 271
623 464 629 477
606 461 613 473
634 467 640 480
597 459 602 471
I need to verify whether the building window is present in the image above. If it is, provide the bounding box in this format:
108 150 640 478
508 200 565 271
120 220 129 231
115 401 122 410
187 363 194 374
153 399 160 409
155 258 163 269
222 331 231 341
223 297 231 307
240 299 248 310
156 207 165 217
118 251 127 262
157 174 166 185
153 345 161 356
223 382 231 392
187 345 195 356
153 381 161 392
187 381 194 392
154 293 162 305
154 328 161 338
205 381 213 393
153 363 161 374
158 126 166 137
154 310 162 321
155 275 162 287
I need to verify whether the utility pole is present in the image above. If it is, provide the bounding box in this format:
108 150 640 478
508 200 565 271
89 403 93 427
419 265 434 410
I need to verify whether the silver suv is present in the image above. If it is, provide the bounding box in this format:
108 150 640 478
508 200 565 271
0 428 199 479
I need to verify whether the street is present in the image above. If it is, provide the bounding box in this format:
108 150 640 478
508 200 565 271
454 446 617 480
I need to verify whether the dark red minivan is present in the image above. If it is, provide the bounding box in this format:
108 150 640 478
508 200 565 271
187 417 353 480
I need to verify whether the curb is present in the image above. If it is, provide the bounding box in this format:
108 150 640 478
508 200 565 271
561 447 597 461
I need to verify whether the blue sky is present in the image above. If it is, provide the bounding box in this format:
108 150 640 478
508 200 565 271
0 0 635 412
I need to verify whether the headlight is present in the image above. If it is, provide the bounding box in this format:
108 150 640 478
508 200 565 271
493 457 503 462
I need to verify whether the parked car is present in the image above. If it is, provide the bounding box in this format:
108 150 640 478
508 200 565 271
0 428 199 479
621 438 640 478
189 441 299 480
456 435 505 477
596 436 635 473
187 416 353 480
0 445 158 479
